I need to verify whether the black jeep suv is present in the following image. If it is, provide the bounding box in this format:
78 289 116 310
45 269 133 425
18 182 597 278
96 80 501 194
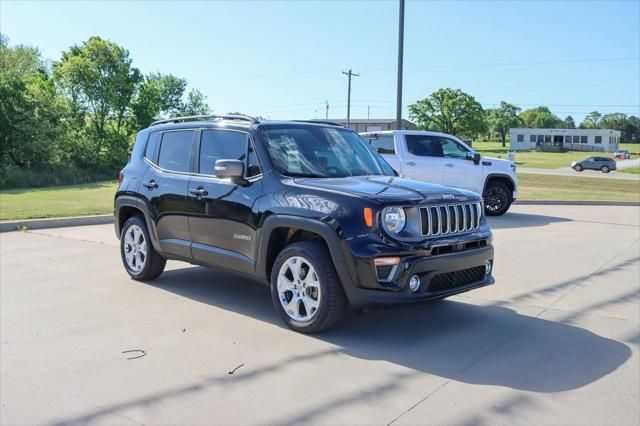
115 115 495 333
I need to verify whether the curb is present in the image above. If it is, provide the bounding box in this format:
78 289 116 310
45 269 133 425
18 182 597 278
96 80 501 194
514 200 640 206
0 214 114 233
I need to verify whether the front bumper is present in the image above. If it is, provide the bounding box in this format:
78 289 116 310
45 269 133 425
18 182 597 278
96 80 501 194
340 239 495 307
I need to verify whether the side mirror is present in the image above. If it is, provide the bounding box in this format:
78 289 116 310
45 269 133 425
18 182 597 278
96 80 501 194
215 159 245 183
467 152 481 165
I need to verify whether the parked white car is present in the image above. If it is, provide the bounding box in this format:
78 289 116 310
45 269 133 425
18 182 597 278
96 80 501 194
361 130 518 215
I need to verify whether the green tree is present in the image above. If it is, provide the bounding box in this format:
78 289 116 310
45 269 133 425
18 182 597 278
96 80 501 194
0 35 66 170
129 73 187 131
53 37 141 138
487 101 522 147
408 88 486 137
519 106 562 128
580 111 602 129
563 115 576 129
179 89 210 116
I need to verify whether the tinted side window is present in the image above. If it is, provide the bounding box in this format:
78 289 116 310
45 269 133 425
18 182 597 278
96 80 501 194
158 131 194 172
440 137 470 159
369 134 395 154
405 135 443 157
199 130 248 175
145 132 160 162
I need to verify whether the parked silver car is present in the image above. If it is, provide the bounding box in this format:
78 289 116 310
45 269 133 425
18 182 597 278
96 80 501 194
571 156 617 173
613 150 631 159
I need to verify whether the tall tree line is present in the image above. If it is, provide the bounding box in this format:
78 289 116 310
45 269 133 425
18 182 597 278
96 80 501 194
0 35 210 188
409 88 640 147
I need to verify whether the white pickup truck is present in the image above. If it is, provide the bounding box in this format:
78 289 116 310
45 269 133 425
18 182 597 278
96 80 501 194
361 130 518 216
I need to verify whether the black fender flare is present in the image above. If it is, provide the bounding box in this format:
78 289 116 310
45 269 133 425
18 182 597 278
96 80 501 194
255 215 356 294
114 195 161 252
483 173 516 196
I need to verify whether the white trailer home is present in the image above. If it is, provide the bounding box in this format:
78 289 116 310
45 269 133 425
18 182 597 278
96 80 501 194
509 128 621 152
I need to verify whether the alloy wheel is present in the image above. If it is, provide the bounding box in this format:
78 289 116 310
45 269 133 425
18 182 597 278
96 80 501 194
485 185 509 214
277 256 322 322
123 224 147 273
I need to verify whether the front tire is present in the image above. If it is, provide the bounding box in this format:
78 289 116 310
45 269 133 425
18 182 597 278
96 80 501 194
483 181 512 216
120 216 166 280
601 166 610 173
270 241 347 333
573 165 583 172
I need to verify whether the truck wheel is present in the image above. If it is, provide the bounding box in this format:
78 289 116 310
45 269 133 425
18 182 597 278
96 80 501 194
270 241 347 333
601 166 610 173
120 216 166 280
573 165 583 172
483 181 512 216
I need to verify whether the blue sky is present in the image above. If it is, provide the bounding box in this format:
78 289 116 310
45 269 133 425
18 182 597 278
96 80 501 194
2 0 639 123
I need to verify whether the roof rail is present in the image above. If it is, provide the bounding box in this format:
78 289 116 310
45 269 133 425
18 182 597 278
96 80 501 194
150 114 259 127
292 120 344 127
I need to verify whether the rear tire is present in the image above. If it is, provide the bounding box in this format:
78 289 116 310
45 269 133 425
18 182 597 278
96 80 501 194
483 181 512 216
573 165 583 172
120 215 166 280
270 241 347 333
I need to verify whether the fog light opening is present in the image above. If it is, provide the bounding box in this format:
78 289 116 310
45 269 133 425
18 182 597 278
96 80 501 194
485 260 492 276
409 275 421 292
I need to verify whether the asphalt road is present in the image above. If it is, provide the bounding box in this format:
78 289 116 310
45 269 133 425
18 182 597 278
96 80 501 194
1 205 639 425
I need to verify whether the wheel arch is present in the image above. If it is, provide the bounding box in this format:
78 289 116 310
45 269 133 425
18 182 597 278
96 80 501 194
114 195 161 251
256 215 355 295
483 173 515 196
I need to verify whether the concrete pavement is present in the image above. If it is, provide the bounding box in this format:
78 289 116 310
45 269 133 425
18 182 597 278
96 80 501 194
1 205 639 425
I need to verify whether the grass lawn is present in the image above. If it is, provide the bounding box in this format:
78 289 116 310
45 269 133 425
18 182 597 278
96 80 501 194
0 181 117 221
1 174 638 221
517 173 640 202
472 141 640 169
619 167 640 174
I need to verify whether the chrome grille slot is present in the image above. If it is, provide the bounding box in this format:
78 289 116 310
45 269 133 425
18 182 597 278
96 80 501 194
420 201 482 236
430 207 439 235
439 206 448 234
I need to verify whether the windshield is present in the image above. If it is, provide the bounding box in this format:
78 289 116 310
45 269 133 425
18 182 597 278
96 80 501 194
261 125 394 178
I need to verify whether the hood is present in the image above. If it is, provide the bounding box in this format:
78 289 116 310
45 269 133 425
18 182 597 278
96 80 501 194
293 176 479 204
483 156 513 167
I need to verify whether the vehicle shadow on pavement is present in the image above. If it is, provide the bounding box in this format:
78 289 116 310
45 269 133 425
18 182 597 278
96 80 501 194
487 212 573 229
144 263 631 394
50 259 634 426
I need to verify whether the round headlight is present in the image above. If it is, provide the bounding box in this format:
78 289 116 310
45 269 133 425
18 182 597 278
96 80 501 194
383 207 406 234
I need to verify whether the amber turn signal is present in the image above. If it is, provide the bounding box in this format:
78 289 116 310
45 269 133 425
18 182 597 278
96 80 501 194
364 207 374 227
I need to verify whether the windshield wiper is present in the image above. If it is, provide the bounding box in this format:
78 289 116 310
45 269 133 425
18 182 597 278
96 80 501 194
281 172 326 178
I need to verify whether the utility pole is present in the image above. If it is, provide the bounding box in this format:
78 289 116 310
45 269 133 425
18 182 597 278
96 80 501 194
367 106 370 119
342 69 359 127
396 0 405 130
325 100 329 120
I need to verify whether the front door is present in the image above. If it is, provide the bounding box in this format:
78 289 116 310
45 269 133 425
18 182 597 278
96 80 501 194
440 136 483 193
401 134 444 184
187 129 263 275
139 129 196 260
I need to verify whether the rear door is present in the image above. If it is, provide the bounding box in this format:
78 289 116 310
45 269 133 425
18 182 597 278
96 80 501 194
187 129 263 274
439 136 483 193
140 129 196 259
400 134 444 184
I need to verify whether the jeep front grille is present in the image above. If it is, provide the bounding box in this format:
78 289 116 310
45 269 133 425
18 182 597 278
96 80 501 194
419 201 482 236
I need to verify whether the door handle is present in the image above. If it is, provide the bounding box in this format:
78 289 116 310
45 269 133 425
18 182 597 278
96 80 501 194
142 180 158 189
445 163 454 168
406 161 416 166
189 187 208 197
